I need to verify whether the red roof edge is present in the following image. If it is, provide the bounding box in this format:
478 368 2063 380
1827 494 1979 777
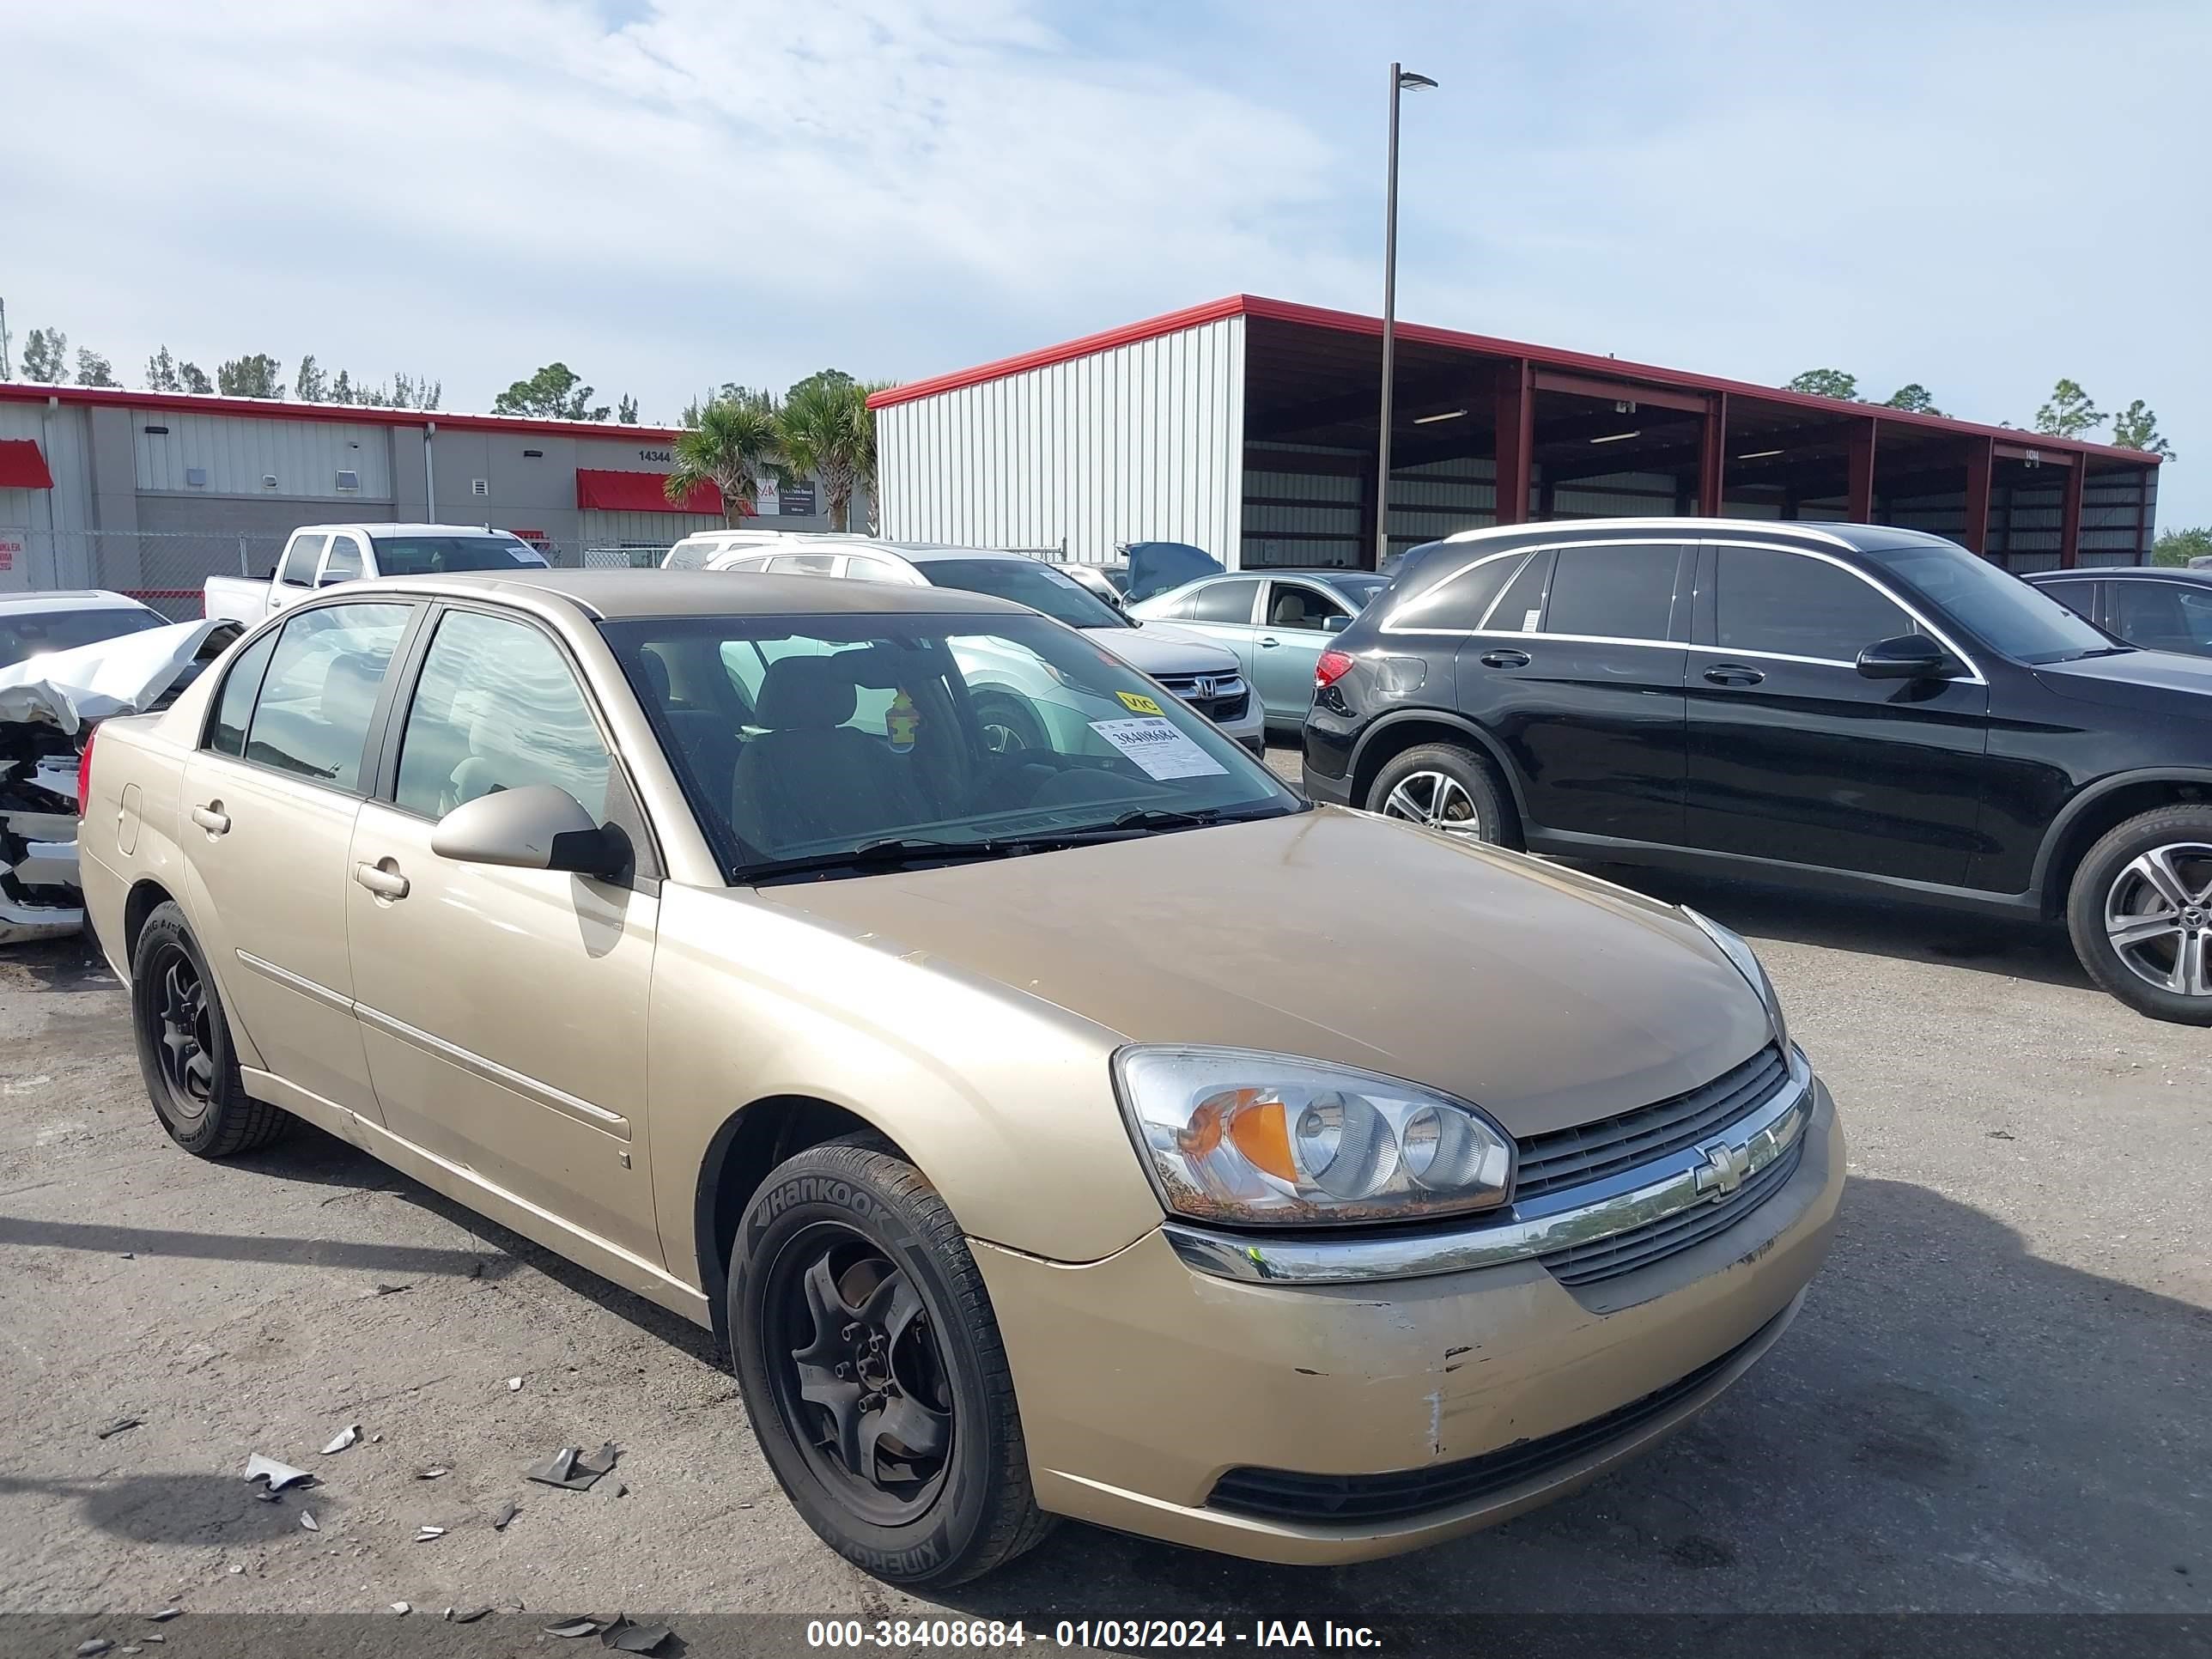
0 380 686 443
866 293 2164 469
866 295 1255 410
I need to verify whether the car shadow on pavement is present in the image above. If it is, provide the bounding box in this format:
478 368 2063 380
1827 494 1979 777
1571 864 2093 992
933 1174 2209 1616
0 1471 318 1547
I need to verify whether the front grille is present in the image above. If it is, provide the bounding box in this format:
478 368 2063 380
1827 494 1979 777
1513 1044 1788 1202
1155 674 1248 725
1538 1133 1804 1287
1206 1311 1781 1523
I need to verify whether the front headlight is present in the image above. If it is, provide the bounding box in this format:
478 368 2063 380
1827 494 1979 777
1681 908 1789 1054
1113 1047 1515 1227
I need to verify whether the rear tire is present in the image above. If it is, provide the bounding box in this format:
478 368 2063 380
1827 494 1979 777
730 1138 1054 1586
2065 805 2212 1025
130 902 288 1157
970 690 1048 756
1365 742 1521 849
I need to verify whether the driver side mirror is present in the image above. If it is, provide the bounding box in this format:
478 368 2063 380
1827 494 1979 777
432 784 629 879
1856 633 1960 681
1323 614 1352 635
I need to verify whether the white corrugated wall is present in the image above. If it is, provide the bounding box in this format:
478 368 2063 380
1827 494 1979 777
876 315 1244 567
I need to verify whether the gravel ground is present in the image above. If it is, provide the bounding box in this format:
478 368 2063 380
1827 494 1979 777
3 745 2207 1628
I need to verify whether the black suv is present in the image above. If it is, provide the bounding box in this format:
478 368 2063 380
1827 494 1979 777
1303 520 2212 1024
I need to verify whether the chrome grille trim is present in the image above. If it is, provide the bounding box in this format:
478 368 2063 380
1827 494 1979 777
1515 1045 1788 1200
1162 1048 1814 1286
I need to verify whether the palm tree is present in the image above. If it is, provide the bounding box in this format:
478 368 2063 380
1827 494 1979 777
666 397 785 526
776 378 872 533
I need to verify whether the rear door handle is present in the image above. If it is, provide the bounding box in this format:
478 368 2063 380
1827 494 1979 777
354 860 410 901
1480 648 1531 668
1259 636 1282 648
189 803 230 836
1703 664 1766 687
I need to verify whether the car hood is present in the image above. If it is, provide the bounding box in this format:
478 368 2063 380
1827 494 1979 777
756 807 1774 1139
1080 623 1239 677
2033 648 2212 720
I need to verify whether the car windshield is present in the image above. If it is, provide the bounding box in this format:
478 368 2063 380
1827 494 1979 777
372 536 545 575
0 605 164 668
601 610 1301 878
1859 539 2121 664
916 558 1129 629
1332 574 1389 608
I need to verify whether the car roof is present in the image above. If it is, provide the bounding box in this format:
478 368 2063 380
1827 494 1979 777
0 588 155 616
351 568 1035 621
1214 567 1382 581
2025 565 2201 582
292 523 530 539
1434 518 1955 555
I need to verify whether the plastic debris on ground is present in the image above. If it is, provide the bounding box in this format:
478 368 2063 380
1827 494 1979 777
544 1618 600 1638
599 1613 674 1653
390 1602 410 1616
415 1526 445 1541
94 1417 142 1440
244 1453 313 1492
525 1442 620 1492
416 1467 448 1480
299 1511 318 1532
492 1500 520 1530
319 1425 360 1455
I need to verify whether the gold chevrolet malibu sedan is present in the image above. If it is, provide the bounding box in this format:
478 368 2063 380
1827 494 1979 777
77 570 1841 1585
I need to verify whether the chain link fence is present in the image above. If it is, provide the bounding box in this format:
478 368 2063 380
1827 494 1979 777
2 529 1089 619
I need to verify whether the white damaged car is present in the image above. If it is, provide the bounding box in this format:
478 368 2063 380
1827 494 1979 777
0 592 240 943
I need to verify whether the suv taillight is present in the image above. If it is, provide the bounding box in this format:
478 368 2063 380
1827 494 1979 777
76 725 97 816
1315 649 1354 690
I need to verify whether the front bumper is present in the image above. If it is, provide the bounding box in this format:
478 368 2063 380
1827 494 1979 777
975 1075 1842 1565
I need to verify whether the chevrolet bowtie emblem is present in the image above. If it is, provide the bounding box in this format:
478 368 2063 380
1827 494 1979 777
1693 1139 1751 1200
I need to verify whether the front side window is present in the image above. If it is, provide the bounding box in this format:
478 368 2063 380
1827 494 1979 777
1543 544 1682 641
0 604 164 669
1264 582 1344 631
1713 549 1911 661
242 602 411 789
394 610 611 818
320 536 364 586
1188 578 1261 625
2111 580 2212 654
605 611 1299 874
277 534 327 588
2033 578 2100 622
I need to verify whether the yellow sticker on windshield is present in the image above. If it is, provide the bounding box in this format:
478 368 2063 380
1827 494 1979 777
1115 690 1165 715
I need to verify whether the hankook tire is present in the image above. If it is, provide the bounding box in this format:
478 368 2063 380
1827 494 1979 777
730 1137 1054 1585
130 901 289 1157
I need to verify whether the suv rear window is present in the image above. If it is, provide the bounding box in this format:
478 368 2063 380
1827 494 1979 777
1543 544 1681 641
1385 550 1525 630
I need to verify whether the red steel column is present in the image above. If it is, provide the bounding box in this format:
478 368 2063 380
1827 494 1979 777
1846 417 1877 522
1961 437 1995 556
2058 457 2085 568
1697 392 1728 515
1493 360 1534 525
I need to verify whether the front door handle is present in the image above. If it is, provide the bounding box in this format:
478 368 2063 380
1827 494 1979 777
1259 635 1282 648
1703 664 1766 687
189 803 230 836
1480 648 1532 668
354 860 410 901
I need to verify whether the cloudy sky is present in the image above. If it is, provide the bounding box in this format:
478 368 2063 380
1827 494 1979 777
9 0 2209 521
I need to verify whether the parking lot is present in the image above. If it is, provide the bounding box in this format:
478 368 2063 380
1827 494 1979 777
2 743 2208 1629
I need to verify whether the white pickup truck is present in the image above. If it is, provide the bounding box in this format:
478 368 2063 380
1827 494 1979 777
204 522 549 623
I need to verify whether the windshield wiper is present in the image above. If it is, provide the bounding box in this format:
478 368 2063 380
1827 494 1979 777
738 836 1024 882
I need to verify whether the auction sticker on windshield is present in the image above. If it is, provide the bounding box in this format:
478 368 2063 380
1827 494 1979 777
1089 717 1229 781
1115 690 1165 715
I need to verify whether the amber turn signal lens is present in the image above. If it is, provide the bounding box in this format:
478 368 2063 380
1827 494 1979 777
1226 1098 1298 1183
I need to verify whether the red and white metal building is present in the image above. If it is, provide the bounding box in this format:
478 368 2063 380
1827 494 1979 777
869 295 2163 573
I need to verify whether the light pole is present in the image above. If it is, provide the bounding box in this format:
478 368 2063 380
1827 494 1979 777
1375 63 1436 570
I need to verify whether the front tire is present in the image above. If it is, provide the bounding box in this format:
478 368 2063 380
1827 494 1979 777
1366 741 1520 848
2066 805 2212 1024
730 1139 1054 1586
130 902 288 1156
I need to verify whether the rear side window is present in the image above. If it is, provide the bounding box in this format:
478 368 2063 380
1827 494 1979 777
2034 578 2099 621
277 535 327 588
1386 550 1525 630
1489 549 1555 635
206 629 280 757
1713 549 1910 661
766 553 837 575
320 535 364 586
242 602 411 790
1543 544 1682 641
1189 578 1261 623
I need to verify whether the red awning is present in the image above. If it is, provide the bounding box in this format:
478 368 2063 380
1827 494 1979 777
0 439 53 489
574 467 736 516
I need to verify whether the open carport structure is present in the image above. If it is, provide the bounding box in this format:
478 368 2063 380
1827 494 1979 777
870 295 2163 572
